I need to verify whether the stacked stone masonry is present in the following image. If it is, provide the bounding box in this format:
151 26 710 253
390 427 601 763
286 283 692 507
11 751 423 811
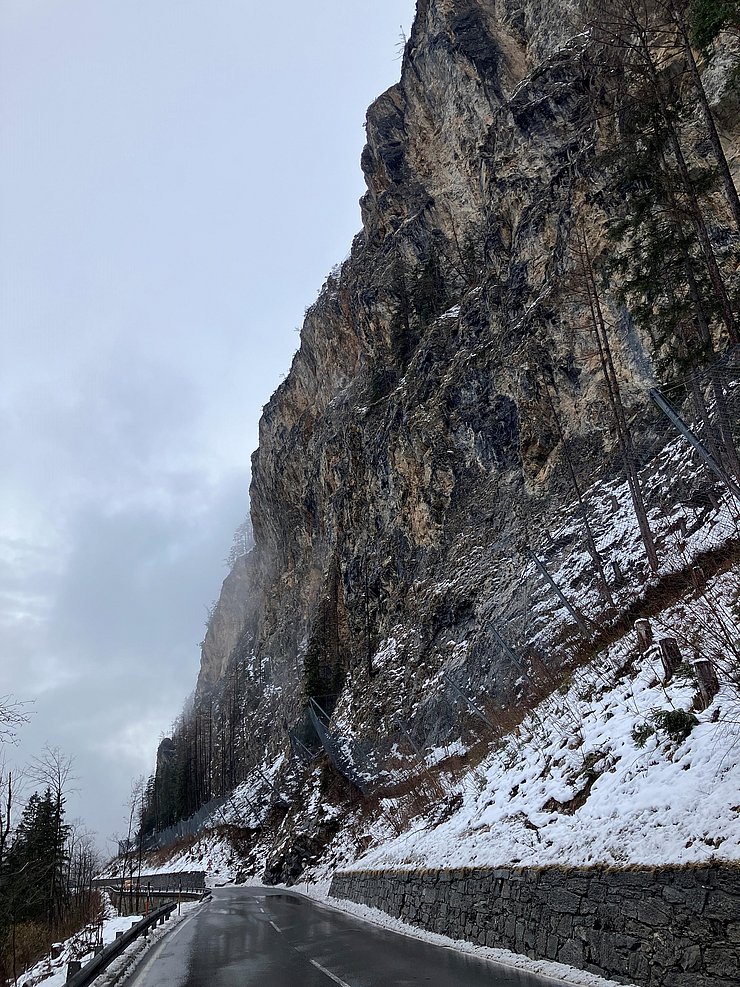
329 865 740 986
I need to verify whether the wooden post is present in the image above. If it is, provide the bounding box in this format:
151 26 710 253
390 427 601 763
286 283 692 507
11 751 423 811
694 657 719 710
634 618 653 654
659 637 683 682
611 560 624 587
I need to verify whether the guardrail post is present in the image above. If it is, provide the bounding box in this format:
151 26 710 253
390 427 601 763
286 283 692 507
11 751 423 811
66 961 82 980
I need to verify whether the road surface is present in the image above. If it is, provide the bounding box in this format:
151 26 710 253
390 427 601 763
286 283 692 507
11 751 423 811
124 886 559 987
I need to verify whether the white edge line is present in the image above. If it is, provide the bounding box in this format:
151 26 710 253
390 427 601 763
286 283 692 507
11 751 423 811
123 909 198 985
309 958 353 987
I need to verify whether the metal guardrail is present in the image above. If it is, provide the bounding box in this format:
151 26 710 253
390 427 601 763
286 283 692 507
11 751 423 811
94 870 206 893
65 901 178 986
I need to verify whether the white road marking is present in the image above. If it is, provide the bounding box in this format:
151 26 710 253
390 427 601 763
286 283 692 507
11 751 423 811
269 920 282 933
124 911 196 985
309 958 353 987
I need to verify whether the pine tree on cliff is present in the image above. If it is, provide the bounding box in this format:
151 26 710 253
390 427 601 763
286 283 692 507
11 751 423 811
604 103 740 480
588 0 739 348
678 0 740 233
689 0 740 53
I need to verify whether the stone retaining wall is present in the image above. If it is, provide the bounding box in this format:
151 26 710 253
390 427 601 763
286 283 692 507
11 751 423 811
329 865 740 986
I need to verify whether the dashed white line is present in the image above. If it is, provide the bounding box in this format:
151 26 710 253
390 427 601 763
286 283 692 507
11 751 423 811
269 920 282 933
309 958 353 987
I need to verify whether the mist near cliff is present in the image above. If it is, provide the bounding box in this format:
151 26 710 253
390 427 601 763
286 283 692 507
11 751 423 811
0 0 415 846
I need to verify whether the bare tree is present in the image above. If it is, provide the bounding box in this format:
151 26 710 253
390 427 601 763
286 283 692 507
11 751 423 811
65 821 102 927
575 226 660 573
661 0 740 233
0 758 14 870
0 695 30 744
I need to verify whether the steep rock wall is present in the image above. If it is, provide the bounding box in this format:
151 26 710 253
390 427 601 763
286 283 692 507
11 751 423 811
155 0 740 878
231 0 649 740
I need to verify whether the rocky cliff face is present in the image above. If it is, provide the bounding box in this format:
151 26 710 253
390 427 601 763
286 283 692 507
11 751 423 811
197 556 252 692
234 0 665 724
149 0 740 880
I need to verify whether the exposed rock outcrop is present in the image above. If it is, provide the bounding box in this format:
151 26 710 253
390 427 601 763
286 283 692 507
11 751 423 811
145 0 740 895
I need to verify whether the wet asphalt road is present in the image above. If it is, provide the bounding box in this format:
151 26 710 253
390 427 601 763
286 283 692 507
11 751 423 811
124 887 558 987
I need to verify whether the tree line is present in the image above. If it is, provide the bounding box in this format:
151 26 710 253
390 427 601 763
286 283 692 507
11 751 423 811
0 719 101 983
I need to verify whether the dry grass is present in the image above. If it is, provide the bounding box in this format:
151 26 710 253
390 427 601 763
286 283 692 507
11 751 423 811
0 891 104 985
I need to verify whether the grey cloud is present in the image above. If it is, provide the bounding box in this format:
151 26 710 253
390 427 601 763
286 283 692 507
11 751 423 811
0 0 416 847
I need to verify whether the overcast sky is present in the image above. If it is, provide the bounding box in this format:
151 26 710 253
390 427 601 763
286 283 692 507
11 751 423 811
0 0 416 851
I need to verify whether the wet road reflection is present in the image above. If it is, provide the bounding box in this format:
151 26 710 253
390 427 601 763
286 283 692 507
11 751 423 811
124 886 559 987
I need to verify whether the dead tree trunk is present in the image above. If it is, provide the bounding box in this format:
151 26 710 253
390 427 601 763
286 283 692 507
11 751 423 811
578 228 659 573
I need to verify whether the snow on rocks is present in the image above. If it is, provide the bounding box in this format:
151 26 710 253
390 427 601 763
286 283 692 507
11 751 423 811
347 589 740 872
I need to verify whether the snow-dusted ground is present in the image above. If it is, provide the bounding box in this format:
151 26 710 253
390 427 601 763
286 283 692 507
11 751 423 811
127 560 740 880
349 573 740 872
